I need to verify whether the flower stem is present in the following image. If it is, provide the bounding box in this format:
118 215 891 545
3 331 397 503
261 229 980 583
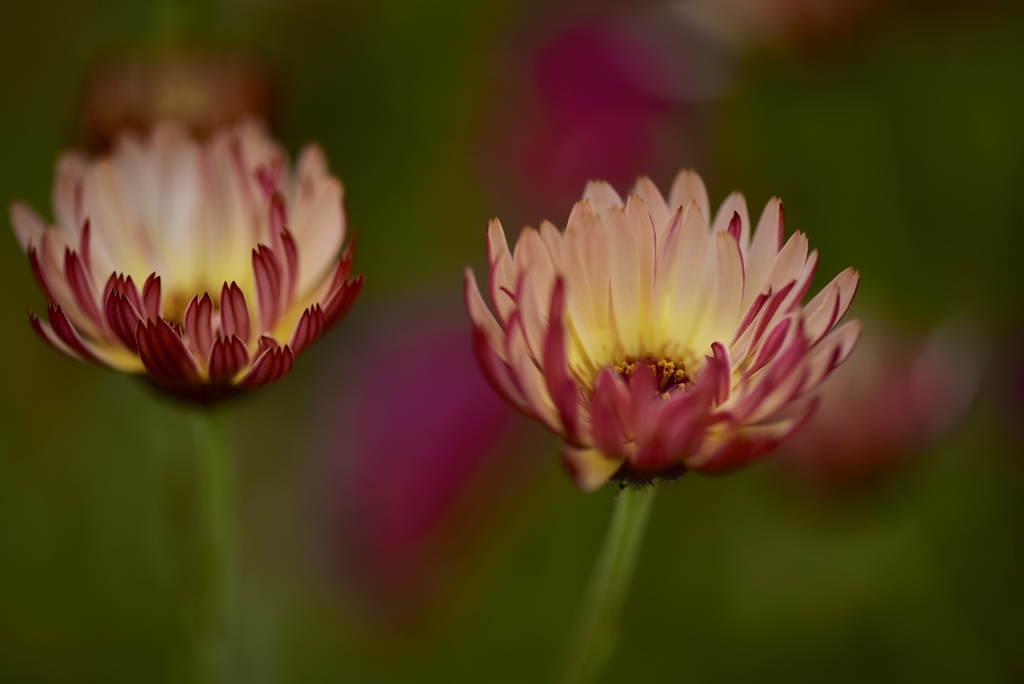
192 410 237 683
560 485 657 684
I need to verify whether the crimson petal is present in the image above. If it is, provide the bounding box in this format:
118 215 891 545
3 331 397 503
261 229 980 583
220 281 251 342
208 335 251 384
136 318 201 388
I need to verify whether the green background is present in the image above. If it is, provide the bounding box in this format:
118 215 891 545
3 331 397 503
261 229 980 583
0 0 1022 681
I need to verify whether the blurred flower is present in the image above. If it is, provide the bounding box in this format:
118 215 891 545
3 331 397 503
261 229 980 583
480 7 730 223
777 324 983 488
673 0 888 50
314 298 543 629
466 170 860 490
78 53 277 151
11 121 362 404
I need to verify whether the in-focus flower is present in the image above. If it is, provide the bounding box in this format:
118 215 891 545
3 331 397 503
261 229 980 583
11 121 363 403
778 323 982 489
465 170 860 490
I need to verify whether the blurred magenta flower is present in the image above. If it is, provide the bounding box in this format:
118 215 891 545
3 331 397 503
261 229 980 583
481 9 723 221
516 20 673 202
318 305 541 628
11 121 362 403
778 324 983 488
465 169 860 490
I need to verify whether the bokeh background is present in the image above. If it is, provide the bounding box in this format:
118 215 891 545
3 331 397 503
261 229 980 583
1 0 1023 682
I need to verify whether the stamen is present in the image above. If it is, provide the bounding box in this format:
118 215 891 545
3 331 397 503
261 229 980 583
614 354 693 395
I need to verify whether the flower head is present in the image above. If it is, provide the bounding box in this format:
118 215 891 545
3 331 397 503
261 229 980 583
11 121 363 403
465 170 860 490
78 53 276 152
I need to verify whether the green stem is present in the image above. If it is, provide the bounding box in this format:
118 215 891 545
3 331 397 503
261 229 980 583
192 410 237 684
560 486 657 684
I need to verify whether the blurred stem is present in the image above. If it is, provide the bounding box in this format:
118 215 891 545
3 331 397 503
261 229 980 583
560 486 657 684
192 410 237 684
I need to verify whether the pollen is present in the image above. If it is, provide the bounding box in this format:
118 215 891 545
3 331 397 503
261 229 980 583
614 355 692 394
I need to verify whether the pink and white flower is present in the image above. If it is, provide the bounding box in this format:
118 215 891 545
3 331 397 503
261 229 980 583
11 121 362 403
465 169 860 490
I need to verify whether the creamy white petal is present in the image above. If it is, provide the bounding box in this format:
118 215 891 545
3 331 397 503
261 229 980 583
507 317 561 432
632 176 670 241
464 268 508 362
486 219 517 323
764 231 809 293
583 180 625 214
659 202 711 354
667 169 711 222
708 232 745 345
291 177 345 297
711 192 751 250
539 220 564 271
10 202 45 251
743 198 783 310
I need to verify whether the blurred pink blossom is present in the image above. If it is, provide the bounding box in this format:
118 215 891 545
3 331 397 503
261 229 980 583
481 7 729 223
313 299 542 629
778 324 982 488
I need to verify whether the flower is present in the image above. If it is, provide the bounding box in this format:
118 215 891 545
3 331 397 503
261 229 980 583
465 169 860 490
78 52 276 152
778 323 982 489
313 301 543 629
479 9 717 225
11 121 363 403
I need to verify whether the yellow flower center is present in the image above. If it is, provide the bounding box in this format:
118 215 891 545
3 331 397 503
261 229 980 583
613 355 694 395
163 291 197 325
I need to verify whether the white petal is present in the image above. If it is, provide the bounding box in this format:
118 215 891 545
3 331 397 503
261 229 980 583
507 317 561 432
84 159 156 283
486 219 517 324
52 153 89 233
583 180 624 215
709 232 745 344
539 220 564 272
632 176 670 242
564 202 614 364
10 202 45 251
667 169 710 223
514 230 557 359
464 269 508 362
711 192 751 250
765 231 809 292
658 202 710 353
743 197 783 310
292 176 345 297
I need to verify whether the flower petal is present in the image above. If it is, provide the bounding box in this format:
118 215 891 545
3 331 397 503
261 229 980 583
136 318 201 388
562 447 623 492
183 293 216 363
543 280 583 442
10 202 46 252
220 281 252 343
667 168 710 222
241 343 294 388
208 335 251 384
